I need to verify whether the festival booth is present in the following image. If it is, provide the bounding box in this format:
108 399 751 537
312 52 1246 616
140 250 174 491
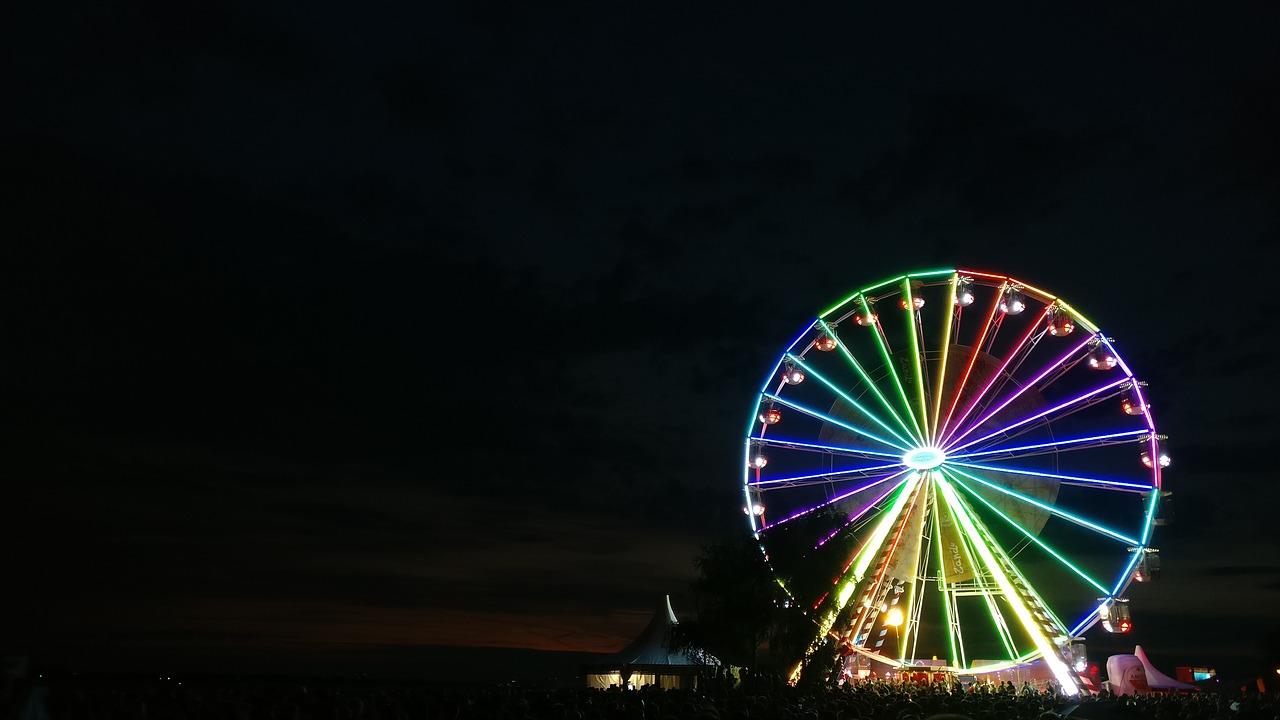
582 595 719 690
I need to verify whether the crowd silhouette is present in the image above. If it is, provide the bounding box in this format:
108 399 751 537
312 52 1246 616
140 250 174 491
3 671 1276 720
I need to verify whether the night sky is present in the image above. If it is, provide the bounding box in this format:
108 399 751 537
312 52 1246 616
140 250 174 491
3 1 1280 684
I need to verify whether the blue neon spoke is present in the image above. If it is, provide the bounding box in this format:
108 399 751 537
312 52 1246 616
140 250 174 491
748 324 824 435
946 460 1153 493
759 470 910 532
763 392 909 451
750 436 904 460
945 466 1139 546
788 352 916 447
1069 611 1103 638
751 462 906 488
944 377 1131 454
948 429 1150 461
1111 548 1147 597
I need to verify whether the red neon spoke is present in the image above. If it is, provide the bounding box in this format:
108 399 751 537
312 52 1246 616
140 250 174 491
945 331 1092 450
936 282 1004 445
939 303 1052 448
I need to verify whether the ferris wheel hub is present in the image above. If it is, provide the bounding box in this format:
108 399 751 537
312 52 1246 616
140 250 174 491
903 447 947 471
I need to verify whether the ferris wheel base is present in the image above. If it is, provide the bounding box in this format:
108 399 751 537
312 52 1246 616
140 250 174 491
838 650 1089 694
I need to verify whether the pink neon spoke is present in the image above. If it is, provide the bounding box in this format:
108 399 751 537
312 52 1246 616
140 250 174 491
936 285 1004 445
946 429 1150 461
759 470 910 533
945 376 1130 454
817 477 910 546
940 303 1052 447
946 333 1092 450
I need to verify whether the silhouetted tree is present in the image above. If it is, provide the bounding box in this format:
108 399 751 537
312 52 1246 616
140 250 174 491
671 508 858 683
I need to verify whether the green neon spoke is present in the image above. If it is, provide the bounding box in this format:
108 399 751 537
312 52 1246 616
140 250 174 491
945 465 1140 546
940 484 1017 661
788 349 915 447
935 475 1081 693
942 468 1109 595
903 279 931 442
984 590 1019 661
930 481 960 668
818 475 922 642
820 323 919 442
947 474 1071 637
848 474 920 584
820 271 952 321
868 313 926 443
962 517 1018 660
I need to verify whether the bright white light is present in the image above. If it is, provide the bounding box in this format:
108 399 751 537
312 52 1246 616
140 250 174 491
903 447 946 471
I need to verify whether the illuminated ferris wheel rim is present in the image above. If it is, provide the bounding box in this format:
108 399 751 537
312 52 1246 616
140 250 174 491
739 267 1169 692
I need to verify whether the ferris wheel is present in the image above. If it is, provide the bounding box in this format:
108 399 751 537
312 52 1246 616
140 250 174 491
742 268 1169 694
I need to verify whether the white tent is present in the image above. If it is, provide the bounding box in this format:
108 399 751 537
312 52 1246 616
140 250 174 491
582 595 719 690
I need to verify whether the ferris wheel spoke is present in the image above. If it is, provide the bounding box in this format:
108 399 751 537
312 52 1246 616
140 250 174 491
935 475 1081 693
746 269 1163 691
939 304 1054 448
750 463 906 489
939 468 1110 595
756 470 911 533
944 376 1132 455
945 460 1153 493
817 472 915 547
944 465 1140 546
936 284 1005 445
787 351 916 447
750 436 903 461
762 392 909 451
902 279 932 442
949 393 1130 457
948 332 1094 448
819 474 927 651
865 312 927 443
818 331 921 445
947 429 1150 462
928 482 962 668
929 274 960 442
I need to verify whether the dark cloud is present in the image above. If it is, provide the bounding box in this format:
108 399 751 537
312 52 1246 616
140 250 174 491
1201 566 1280 578
842 92 1130 229
4 0 1280 680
